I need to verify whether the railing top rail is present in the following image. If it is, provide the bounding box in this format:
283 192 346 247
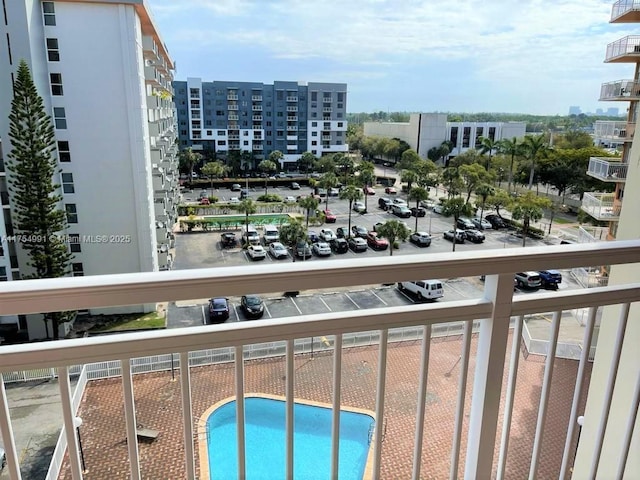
1 241 639 316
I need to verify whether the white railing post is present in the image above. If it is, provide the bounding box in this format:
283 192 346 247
464 274 514 479
0 374 22 480
121 359 141 480
235 345 246 480
411 324 432 480
57 366 83 480
450 320 473 480
179 352 195 480
285 339 294 480
330 334 343 478
372 329 389 479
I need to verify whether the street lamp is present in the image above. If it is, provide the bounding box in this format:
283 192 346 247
74 416 87 473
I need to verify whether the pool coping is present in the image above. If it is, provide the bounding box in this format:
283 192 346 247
197 393 376 480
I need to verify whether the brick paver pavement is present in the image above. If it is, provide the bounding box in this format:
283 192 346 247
58 331 589 479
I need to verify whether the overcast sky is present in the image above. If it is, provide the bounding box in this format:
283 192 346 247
148 0 635 115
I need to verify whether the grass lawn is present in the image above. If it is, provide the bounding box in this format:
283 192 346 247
90 311 165 332
552 217 575 224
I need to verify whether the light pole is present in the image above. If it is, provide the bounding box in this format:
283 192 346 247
428 209 433 235
74 416 87 473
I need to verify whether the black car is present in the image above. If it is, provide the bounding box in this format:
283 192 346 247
336 227 348 238
330 238 349 254
208 298 229 323
411 207 426 217
378 197 392 210
485 214 507 229
308 231 320 243
240 295 264 319
351 225 368 238
464 229 485 243
294 240 312 258
456 217 476 230
220 232 237 248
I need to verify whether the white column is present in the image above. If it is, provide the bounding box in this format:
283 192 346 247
0 374 22 480
121 359 141 480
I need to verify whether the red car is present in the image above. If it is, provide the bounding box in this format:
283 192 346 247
323 209 337 223
366 232 389 250
384 186 397 194
363 186 375 195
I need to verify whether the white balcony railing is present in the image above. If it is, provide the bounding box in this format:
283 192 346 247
586 157 627 182
599 79 640 101
605 35 640 62
581 192 621 220
1 242 640 480
611 0 640 22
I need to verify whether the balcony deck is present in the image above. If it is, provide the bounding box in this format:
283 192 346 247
0 241 639 480
586 156 627 182
610 0 640 22
604 35 640 62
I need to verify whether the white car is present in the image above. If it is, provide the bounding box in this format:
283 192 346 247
312 242 332 256
284 196 296 203
268 242 288 259
433 204 444 214
247 245 266 260
353 201 366 213
319 228 336 241
392 198 408 207
229 197 240 204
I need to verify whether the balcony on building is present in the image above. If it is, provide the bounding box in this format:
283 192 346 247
323 107 332 113
251 95 262 101
581 192 621 221
227 94 238 101
144 67 162 88
286 143 297 150
286 106 298 112
287 116 297 122
593 120 635 145
599 79 640 100
610 0 640 22
587 157 627 182
252 125 262 130
286 135 298 141
228 134 240 140
252 105 262 111
604 35 640 62
0 242 639 480
228 104 238 111
228 114 239 121
286 96 298 102
322 135 332 141
142 36 160 62
287 125 298 131
252 115 263 121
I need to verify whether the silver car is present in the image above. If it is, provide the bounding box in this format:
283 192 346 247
312 242 332 257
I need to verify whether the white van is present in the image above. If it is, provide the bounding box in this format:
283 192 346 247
398 280 444 300
263 225 279 244
242 225 260 245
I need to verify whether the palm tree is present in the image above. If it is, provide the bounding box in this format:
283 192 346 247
339 185 363 238
521 135 549 191
201 161 227 189
179 148 201 179
279 219 307 260
257 159 277 195
298 196 320 229
511 192 551 246
477 136 498 171
442 197 474 252
498 137 522 194
334 153 354 185
375 220 410 256
237 199 257 245
357 161 375 210
298 152 316 177
318 172 338 211
475 183 495 221
408 186 429 232
401 169 419 200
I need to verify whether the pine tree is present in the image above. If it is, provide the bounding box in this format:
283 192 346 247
6 60 73 339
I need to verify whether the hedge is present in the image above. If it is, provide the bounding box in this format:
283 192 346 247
502 218 545 239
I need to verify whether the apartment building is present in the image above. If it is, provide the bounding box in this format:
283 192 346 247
173 78 348 169
0 0 179 339
363 113 526 162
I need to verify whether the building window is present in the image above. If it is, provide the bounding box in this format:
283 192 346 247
206 130 212 135
450 127 458 146
488 127 496 141
462 127 471 148
72 262 84 277
42 1 56 26
337 113 343 118
337 132 343 137
218 140 226 146
65 204 78 223
336 141 342 145
312 141 317 145
244 141 249 146
475 128 483 147
0 266 7 282
46 38 60 61
337 103 343 109
68 233 81 253
324 122 331 129
337 92 344 102
50 73 63 95
312 112 317 118
217 130 226 136
57 141 70 162
311 91 317 101
266 121 272 127
53 107 67 129
312 122 318 127
180 129 187 136
61 173 74 193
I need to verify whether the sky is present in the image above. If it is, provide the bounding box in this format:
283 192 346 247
148 0 637 116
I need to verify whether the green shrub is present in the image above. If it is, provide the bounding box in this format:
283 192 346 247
257 194 283 203
207 196 219 203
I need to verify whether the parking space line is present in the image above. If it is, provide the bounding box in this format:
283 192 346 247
319 296 333 311
344 293 360 309
290 297 302 314
444 280 471 299
398 288 416 303
370 290 388 306
201 305 206 325
264 303 272 318
233 305 241 322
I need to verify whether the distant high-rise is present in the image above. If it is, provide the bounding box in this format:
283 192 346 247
569 105 582 115
606 106 620 116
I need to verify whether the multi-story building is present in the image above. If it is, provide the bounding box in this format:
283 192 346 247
0 0 179 339
173 78 348 170
363 113 526 162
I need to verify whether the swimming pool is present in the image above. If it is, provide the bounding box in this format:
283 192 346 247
201 395 375 480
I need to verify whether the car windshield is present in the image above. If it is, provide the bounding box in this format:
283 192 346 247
212 299 226 309
245 296 261 306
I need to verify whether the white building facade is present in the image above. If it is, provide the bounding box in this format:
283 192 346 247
0 0 179 339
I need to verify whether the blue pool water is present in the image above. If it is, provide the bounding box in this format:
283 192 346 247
206 397 374 480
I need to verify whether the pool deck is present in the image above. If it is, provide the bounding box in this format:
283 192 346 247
56 332 589 479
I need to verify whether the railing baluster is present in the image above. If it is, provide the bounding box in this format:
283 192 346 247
0 374 22 480
372 329 389 479
589 302 631 478
450 320 473 480
496 315 524 480
285 339 294 479
179 352 195 479
57 366 83 480
411 324 432 480
529 310 562 479
121 358 141 480
234 345 246 480
616 370 640 480
559 307 597 479
330 334 343 478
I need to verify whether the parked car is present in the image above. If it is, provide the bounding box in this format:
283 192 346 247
456 217 476 230
385 186 397 194
392 198 407 206
515 271 542 289
366 232 389 250
348 236 368 252
199 197 210 205
328 187 340 197
464 229 485 243
268 242 289 259
312 242 332 257
444 229 466 243
323 209 337 223
199 190 208 199
294 240 312 259
230 183 242 191
319 228 336 241
336 227 348 238
290 182 300 190
330 238 349 254
240 295 264 319
247 244 267 260
351 225 368 238
391 204 412 218
284 196 297 203
353 201 366 213
410 231 432 247
378 197 392 210
472 217 492 230
420 199 436 209
308 230 320 243
243 225 260 245
220 232 237 248
411 207 426 217
229 197 240 204
263 225 279 244
398 280 444 301
433 204 445 214
363 186 376 195
539 270 563 289
208 298 229 323
240 189 249 199
485 214 507 229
